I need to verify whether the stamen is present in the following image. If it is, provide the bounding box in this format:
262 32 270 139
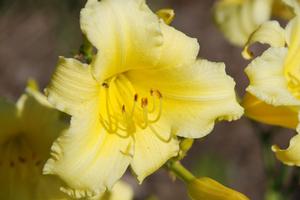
141 98 148 108
99 80 164 138
149 124 172 143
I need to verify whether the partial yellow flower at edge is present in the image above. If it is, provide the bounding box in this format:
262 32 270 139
213 0 273 46
0 81 69 200
43 0 244 198
272 132 300 166
242 0 300 166
188 177 249 200
242 92 298 129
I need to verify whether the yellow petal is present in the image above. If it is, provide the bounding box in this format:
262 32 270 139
0 98 19 142
102 181 133 200
272 133 300 166
130 120 179 183
45 57 99 116
242 92 298 129
156 9 175 25
43 102 133 199
127 59 243 138
245 47 300 106
242 21 286 59
188 177 249 200
156 22 199 69
16 87 68 159
80 0 163 81
213 0 272 46
284 16 300 88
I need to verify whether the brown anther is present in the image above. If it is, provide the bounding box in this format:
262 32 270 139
10 161 15 167
156 90 162 98
102 82 109 88
150 89 154 96
134 94 138 101
122 105 126 113
18 156 26 163
151 89 162 98
141 98 148 107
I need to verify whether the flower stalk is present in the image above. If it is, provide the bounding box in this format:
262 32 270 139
166 160 195 183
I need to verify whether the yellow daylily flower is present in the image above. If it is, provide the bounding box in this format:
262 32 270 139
213 0 273 46
0 82 69 200
43 0 243 198
187 177 249 200
242 0 300 165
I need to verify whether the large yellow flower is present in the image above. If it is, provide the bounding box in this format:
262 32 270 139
0 82 68 200
43 0 243 198
242 0 300 166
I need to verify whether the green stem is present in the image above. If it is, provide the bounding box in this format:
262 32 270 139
167 161 195 183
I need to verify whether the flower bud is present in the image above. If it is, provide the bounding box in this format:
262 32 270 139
188 177 249 200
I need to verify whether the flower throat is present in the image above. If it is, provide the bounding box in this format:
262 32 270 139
99 74 163 137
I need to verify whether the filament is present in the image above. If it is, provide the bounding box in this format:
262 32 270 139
98 77 164 140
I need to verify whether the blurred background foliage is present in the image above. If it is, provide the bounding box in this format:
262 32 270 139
0 0 298 199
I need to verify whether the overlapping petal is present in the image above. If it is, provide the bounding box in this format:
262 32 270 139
45 57 99 116
80 0 163 82
242 92 298 129
242 21 286 59
127 59 243 138
105 181 133 200
214 0 272 46
17 87 68 158
131 120 179 182
245 47 300 106
272 133 300 166
156 22 199 69
44 103 133 198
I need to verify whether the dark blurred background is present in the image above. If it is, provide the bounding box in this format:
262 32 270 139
0 0 297 199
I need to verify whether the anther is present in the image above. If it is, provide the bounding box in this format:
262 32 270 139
122 105 126 113
141 98 148 108
150 89 162 98
134 94 138 101
102 82 109 88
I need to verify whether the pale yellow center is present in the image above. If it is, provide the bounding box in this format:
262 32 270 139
99 74 162 137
